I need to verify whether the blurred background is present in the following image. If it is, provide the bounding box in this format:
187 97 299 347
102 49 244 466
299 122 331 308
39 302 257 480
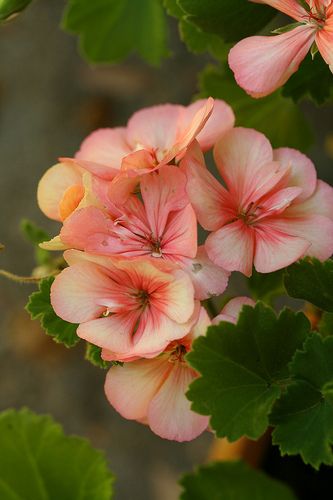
0 1 332 498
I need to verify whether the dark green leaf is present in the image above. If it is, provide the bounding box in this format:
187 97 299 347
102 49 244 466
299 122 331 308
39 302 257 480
282 53 333 105
178 0 276 42
187 302 310 441
284 258 333 312
20 218 51 265
198 64 313 150
62 0 169 65
319 312 333 337
0 0 32 21
247 269 285 302
0 408 114 500
271 334 333 468
85 343 111 369
26 277 80 348
180 461 296 500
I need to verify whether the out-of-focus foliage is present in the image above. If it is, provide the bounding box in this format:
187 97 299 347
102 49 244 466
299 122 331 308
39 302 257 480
0 408 114 500
0 0 32 22
62 0 169 65
180 461 296 500
284 258 333 312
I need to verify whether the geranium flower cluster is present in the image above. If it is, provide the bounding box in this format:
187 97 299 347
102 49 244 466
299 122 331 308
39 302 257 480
37 98 333 442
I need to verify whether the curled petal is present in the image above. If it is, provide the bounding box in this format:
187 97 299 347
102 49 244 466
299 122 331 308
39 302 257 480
37 162 82 221
228 25 315 97
180 98 235 151
251 0 308 21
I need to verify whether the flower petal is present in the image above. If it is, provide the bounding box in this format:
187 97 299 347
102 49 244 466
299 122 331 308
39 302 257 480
51 262 114 323
213 296 255 325
273 147 317 200
251 0 307 20
37 162 82 221
148 363 208 441
316 10 333 72
205 219 255 276
75 127 131 168
180 98 235 151
228 25 315 97
183 246 230 300
104 357 171 420
182 142 234 230
289 180 333 218
254 220 310 272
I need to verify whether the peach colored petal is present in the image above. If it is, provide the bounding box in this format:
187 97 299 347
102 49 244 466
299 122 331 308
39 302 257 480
104 356 171 420
289 180 333 218
251 0 307 20
205 220 255 277
228 25 315 97
59 184 85 221
148 363 208 441
126 104 184 154
182 246 230 301
182 143 234 230
316 18 333 72
254 221 310 272
214 128 279 204
75 127 131 168
213 296 255 325
273 147 317 201
51 262 115 323
37 162 82 221
61 157 120 181
180 98 235 151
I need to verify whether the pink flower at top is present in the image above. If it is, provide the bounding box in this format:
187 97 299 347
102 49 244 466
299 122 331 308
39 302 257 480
183 131 333 276
229 0 333 97
74 98 235 175
104 307 211 442
51 250 197 361
59 165 230 300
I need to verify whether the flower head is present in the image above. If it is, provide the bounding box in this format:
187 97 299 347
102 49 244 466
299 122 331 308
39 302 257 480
184 130 333 276
229 0 333 97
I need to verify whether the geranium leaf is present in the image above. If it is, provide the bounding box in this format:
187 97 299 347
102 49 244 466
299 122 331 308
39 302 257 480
179 461 297 500
20 219 51 266
85 343 111 370
198 64 313 150
284 258 333 312
186 302 310 441
271 334 333 468
247 268 285 302
0 408 114 499
178 0 276 42
318 312 333 337
62 0 169 65
0 0 32 21
26 276 80 348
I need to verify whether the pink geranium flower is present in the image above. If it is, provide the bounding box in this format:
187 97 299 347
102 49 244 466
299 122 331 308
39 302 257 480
229 0 333 97
104 306 211 442
51 250 197 361
59 165 230 300
183 131 333 276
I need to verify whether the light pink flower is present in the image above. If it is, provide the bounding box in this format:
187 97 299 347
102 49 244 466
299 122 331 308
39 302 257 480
59 165 230 300
104 307 211 442
74 98 234 173
229 0 333 97
51 250 197 361
212 296 255 325
183 130 333 276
